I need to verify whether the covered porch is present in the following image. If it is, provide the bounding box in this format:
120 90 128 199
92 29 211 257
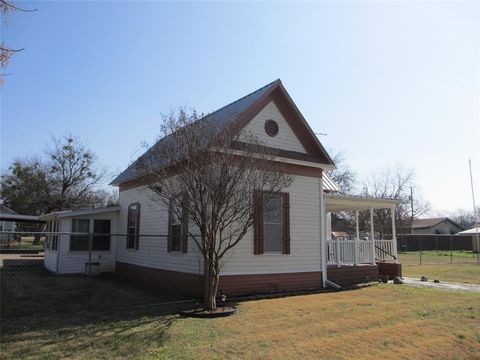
324 194 399 267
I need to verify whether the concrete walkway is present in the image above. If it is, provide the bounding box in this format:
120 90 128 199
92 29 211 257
402 277 480 293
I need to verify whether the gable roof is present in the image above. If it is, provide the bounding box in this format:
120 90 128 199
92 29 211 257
411 217 462 229
111 79 334 186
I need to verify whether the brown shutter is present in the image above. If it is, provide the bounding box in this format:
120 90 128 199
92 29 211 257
181 193 189 253
253 190 264 254
167 198 173 252
282 193 290 255
135 203 141 250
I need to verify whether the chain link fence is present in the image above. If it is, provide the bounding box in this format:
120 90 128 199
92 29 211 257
396 234 480 266
0 231 198 322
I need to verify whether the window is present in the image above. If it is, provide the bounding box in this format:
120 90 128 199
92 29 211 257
93 220 111 251
263 194 284 252
70 219 90 251
127 203 140 249
70 219 111 251
46 220 59 251
253 191 290 255
264 119 279 137
167 196 188 253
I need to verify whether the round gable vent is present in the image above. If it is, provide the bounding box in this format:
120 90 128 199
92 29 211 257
264 119 279 137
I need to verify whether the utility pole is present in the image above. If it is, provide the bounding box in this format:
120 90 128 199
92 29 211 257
468 159 479 263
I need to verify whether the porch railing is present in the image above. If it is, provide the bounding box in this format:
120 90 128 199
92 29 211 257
327 239 397 265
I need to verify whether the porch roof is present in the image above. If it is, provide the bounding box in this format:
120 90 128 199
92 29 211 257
40 207 120 221
325 194 398 212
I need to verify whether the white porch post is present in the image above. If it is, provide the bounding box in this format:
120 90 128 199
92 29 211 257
319 178 327 287
391 206 398 262
336 224 341 267
370 207 375 264
355 210 359 265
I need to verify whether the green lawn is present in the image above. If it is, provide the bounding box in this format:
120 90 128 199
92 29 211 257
1 285 479 360
399 251 479 266
0 236 44 251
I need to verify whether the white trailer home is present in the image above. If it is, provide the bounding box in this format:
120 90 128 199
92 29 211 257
43 79 401 295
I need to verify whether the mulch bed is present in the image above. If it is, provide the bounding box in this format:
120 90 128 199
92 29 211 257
179 306 236 318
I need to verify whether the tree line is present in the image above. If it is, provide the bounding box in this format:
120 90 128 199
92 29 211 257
327 152 477 235
1 134 117 216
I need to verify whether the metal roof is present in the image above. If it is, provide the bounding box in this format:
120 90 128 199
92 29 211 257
323 173 341 192
0 213 44 223
111 80 280 185
40 207 121 220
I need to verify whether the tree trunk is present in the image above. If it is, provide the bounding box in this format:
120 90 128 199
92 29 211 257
203 252 220 311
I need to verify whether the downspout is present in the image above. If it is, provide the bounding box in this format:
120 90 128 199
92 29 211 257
319 177 341 290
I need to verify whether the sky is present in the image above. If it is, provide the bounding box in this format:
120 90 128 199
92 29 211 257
1 1 479 214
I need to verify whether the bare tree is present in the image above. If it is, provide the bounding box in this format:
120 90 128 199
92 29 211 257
47 134 108 210
360 165 430 236
326 150 357 194
326 150 357 232
134 109 293 310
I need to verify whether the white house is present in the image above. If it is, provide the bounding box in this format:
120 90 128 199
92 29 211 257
43 80 401 295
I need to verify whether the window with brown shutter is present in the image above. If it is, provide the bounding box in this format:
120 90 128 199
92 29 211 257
253 190 264 254
127 203 140 249
167 195 189 253
254 191 290 255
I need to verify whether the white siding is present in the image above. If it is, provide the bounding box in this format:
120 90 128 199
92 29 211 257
239 101 306 153
220 175 321 275
56 213 119 274
117 187 203 275
44 247 58 272
117 175 322 277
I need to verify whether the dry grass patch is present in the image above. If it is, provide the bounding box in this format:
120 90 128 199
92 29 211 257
2 285 479 359
403 263 480 284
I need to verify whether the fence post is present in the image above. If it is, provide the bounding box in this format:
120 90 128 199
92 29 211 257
450 235 453 264
88 232 92 309
419 236 422 265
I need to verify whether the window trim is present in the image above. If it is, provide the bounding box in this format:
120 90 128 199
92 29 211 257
127 203 141 250
69 218 112 252
253 191 290 255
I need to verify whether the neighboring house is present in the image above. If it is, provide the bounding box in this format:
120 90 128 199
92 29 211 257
0 202 17 243
0 201 44 244
410 217 463 235
43 79 401 295
458 226 480 253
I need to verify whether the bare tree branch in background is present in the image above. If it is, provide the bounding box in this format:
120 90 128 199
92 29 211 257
0 0 37 86
46 134 109 210
134 108 293 310
1 134 112 216
326 150 357 195
360 165 430 236
326 150 358 233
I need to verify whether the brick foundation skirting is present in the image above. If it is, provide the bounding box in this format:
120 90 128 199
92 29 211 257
116 262 385 296
377 262 402 279
327 264 379 286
